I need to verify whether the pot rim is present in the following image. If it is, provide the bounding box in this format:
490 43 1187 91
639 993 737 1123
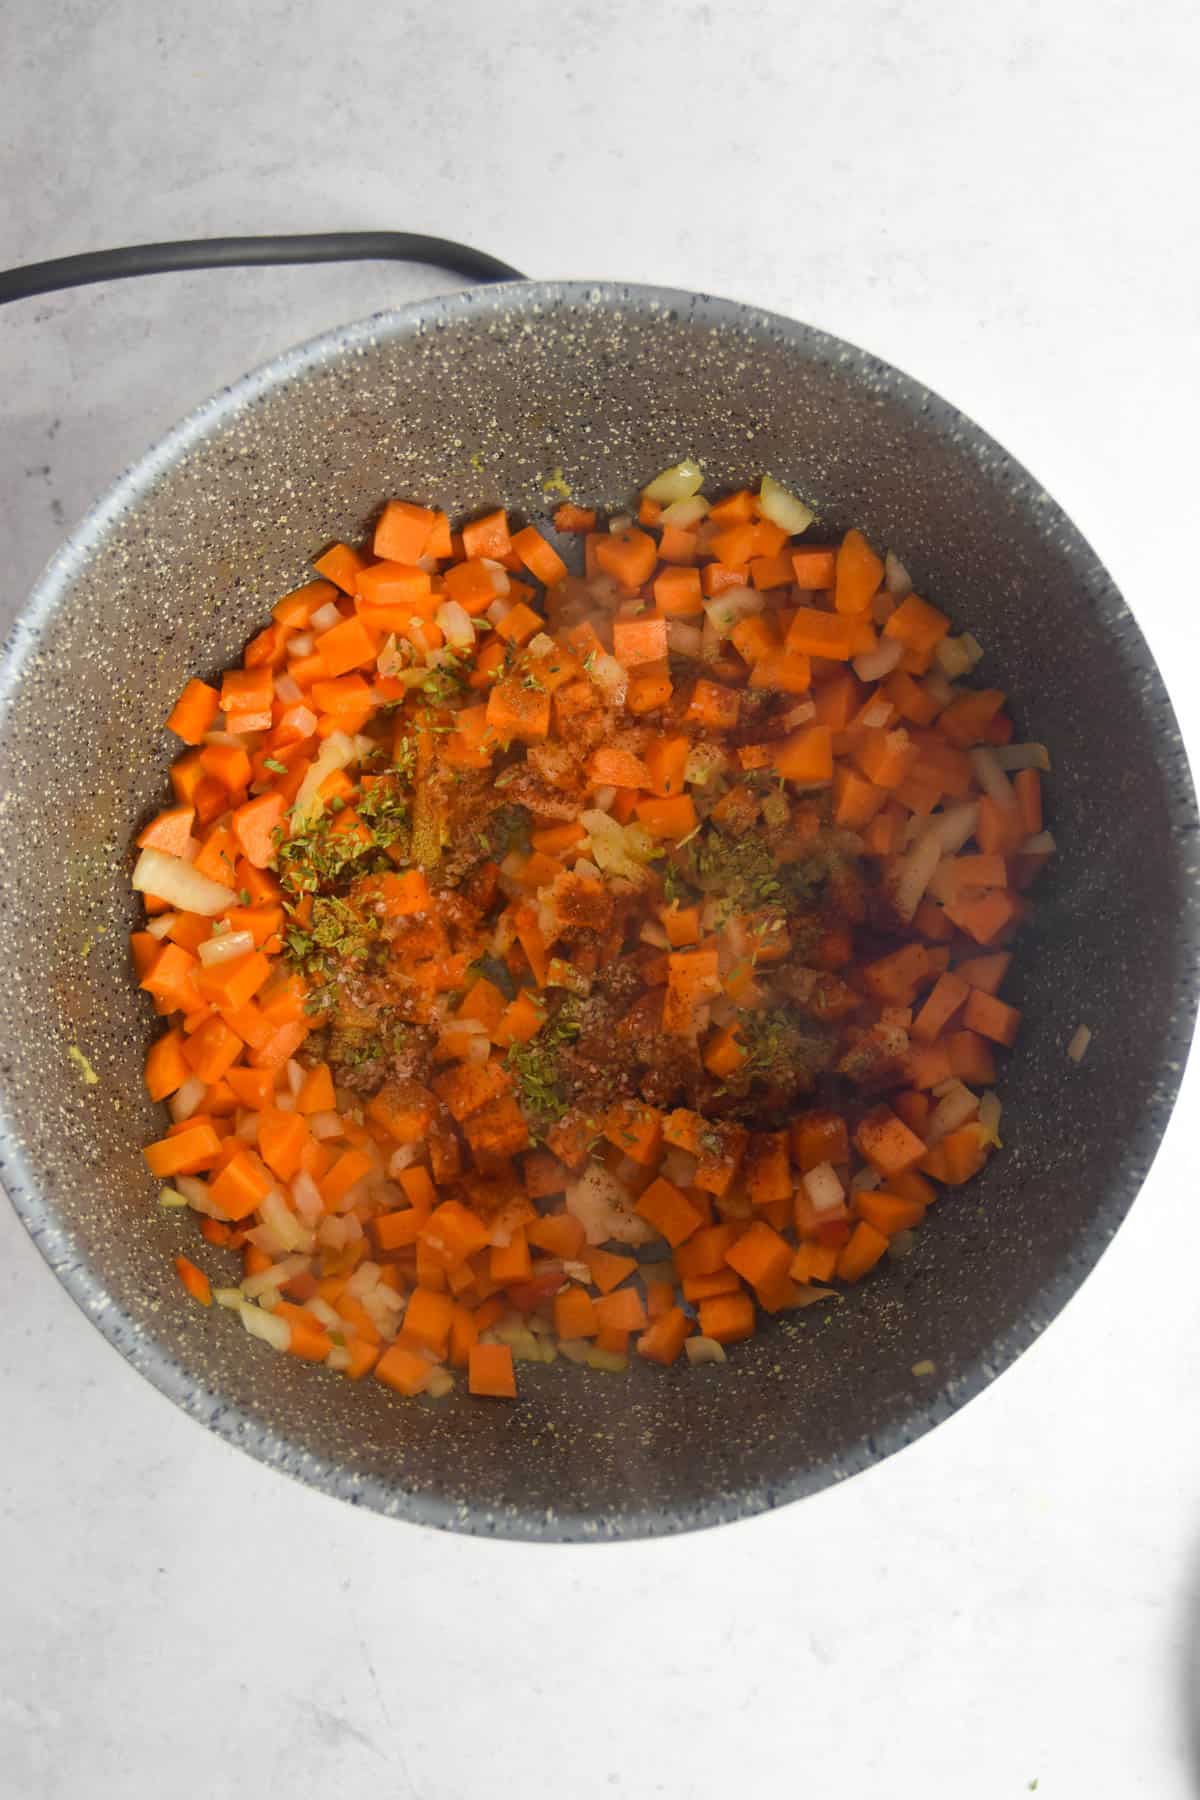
2 278 1197 1540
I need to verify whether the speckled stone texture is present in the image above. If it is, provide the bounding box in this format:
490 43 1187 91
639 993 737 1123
0 281 1195 1540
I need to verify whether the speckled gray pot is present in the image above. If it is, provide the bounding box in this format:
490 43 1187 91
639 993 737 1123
1 281 1196 1540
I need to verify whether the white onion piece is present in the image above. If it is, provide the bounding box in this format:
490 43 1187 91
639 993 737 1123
274 671 303 704
345 1261 382 1299
643 459 704 504
309 600 342 634
565 1161 656 1246
803 1162 845 1213
485 596 512 627
197 929 255 967
781 700 817 729
666 619 703 658
436 599 475 650
852 637 903 683
388 1145 419 1176
239 1302 291 1351
977 1090 1003 1147
235 1111 260 1144
309 1110 343 1141
922 669 954 710
968 748 1017 810
243 1253 308 1299
889 830 944 922
607 513 633 534
639 919 670 948
306 1296 341 1332
858 695 894 729
758 473 815 535
287 631 315 658
291 1170 323 1227
284 1058 305 1097
849 1166 882 1192
145 912 177 941
291 729 356 825
927 1082 980 1144
1067 1024 1091 1063
702 586 763 639
587 651 628 707
1021 830 1056 855
168 1076 207 1124
661 1146 698 1189
204 729 248 748
275 1093 295 1114
592 784 617 813
700 615 723 663
133 848 235 916
685 1336 728 1365
660 495 708 529
927 802 981 855
480 558 510 596
884 550 912 596
995 742 1051 772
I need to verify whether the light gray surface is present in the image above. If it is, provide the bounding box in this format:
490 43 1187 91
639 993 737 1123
3 0 1200 1795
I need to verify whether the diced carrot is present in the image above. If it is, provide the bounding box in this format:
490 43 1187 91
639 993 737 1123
636 1308 691 1365
697 1292 756 1345
174 1255 212 1306
835 1220 889 1281
790 546 838 588
962 988 1021 1047
511 525 568 588
835 529 884 615
635 1176 704 1247
855 1105 927 1177
468 1343 517 1398
376 1343 432 1396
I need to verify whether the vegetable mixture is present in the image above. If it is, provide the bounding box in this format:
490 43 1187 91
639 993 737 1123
132 461 1052 1402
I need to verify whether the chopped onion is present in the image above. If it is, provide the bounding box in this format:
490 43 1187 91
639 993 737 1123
922 668 954 710
480 558 510 596
889 830 944 922
592 784 617 813
291 729 356 824
1067 1024 1092 1063
345 1261 381 1299
639 919 670 948
284 1058 305 1097
977 1090 1003 1147
852 637 903 683
306 1296 341 1331
587 651 628 707
781 700 817 729
927 802 981 855
157 1187 189 1208
197 928 255 967
803 1162 845 1213
849 1166 882 1193
607 513 633 534
274 671 303 704
291 1170 323 1227
426 1368 455 1398
388 1145 418 1175
213 1286 243 1309
485 596 512 628
661 1146 697 1189
287 631 314 659
204 729 248 749
884 550 912 596
274 1093 295 1114
758 473 815 535
684 742 726 786
168 1075 207 1124
436 599 475 650
702 586 763 639
1021 830 1056 856
566 1160 656 1246
660 495 708 529
325 1346 352 1373
235 1111 260 1145
243 1253 308 1299
145 912 177 940
309 1110 343 1141
685 1336 727 1366
666 619 703 658
857 695 894 729
261 1188 310 1254
927 1081 980 1144
642 459 704 505
936 633 984 678
968 748 1017 810
309 600 342 634
239 1301 291 1351
132 847 235 917
995 742 1051 773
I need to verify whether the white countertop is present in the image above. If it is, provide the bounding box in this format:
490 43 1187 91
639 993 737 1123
4 3 1200 1794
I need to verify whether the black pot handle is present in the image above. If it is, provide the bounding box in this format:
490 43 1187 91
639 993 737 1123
0 232 524 305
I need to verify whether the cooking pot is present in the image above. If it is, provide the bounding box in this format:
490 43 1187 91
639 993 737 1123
1 278 1195 1540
